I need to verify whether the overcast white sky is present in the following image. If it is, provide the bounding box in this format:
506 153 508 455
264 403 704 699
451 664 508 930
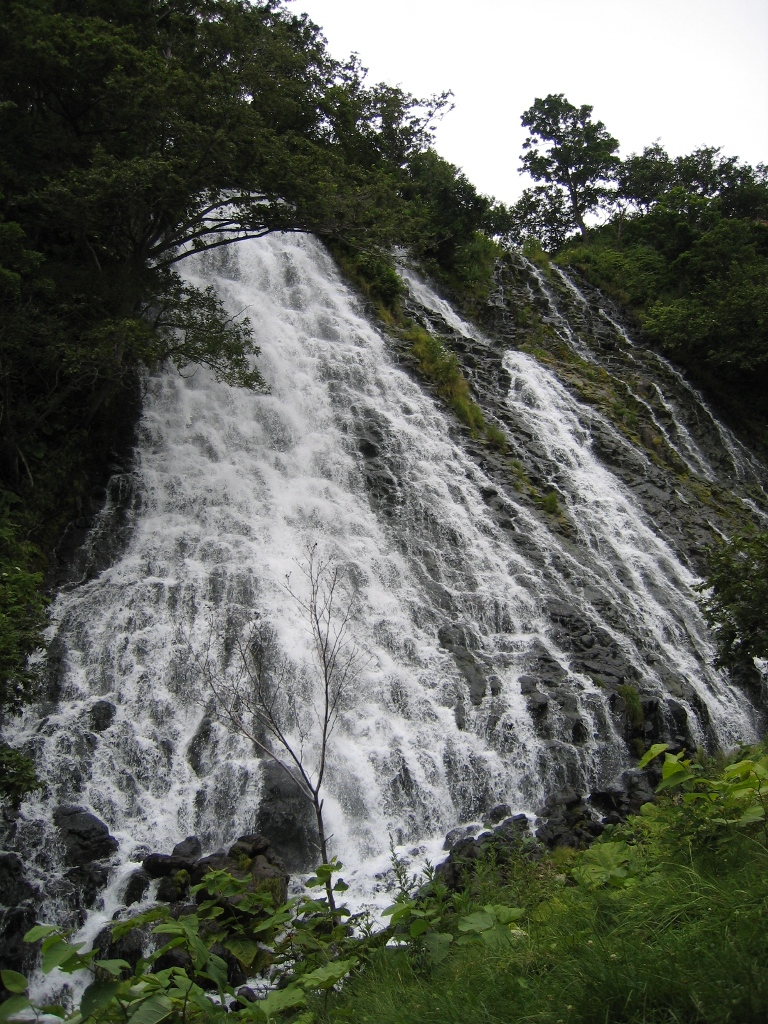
293 0 768 207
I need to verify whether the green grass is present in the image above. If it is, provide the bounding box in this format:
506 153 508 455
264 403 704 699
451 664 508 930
320 842 768 1023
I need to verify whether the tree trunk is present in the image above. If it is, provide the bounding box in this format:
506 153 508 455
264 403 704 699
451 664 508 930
313 795 337 914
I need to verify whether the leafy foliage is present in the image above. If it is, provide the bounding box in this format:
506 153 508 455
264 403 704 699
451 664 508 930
5 744 768 1022
518 93 620 240
697 530 768 673
0 744 41 808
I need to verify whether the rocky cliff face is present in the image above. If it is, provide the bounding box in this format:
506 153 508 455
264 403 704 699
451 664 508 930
392 252 768 756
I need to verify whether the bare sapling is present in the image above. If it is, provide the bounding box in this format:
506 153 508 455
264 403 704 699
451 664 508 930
181 544 364 914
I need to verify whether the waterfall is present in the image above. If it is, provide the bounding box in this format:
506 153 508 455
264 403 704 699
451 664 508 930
3 233 764 936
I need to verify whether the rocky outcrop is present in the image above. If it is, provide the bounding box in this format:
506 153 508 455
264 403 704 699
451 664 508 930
254 762 319 872
53 805 119 865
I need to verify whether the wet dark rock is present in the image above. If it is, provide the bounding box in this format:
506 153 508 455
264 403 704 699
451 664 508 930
0 852 36 906
590 769 656 820
485 803 512 824
143 853 196 878
95 921 152 970
154 946 192 973
535 788 604 849
229 834 270 859
190 840 288 906
53 805 118 865
187 717 215 777
236 987 258 1004
88 700 116 732
124 869 151 906
526 690 549 714
156 874 188 903
172 836 202 860
0 904 38 974
438 624 489 704
436 813 535 889
255 761 318 872
438 622 481 651
65 863 110 908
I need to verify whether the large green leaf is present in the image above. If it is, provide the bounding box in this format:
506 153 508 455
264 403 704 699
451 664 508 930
0 996 31 1022
486 905 524 925
458 910 494 933
80 980 119 1018
41 939 84 974
259 987 307 1017
93 960 131 976
0 973 27 995
423 931 453 965
409 918 430 938
638 743 668 769
737 803 765 826
224 937 261 969
126 994 173 1024
297 958 358 991
23 925 59 943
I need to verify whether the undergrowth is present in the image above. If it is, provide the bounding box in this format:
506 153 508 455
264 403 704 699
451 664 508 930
6 743 768 1024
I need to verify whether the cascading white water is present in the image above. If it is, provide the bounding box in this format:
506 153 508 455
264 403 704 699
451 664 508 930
5 234 760 937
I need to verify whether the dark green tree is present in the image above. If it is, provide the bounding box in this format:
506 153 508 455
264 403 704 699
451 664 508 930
507 184 574 252
617 142 675 212
0 0 446 502
698 531 768 676
520 93 620 240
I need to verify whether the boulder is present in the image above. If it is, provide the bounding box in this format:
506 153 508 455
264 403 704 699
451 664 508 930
88 700 116 732
255 762 318 871
172 836 202 860
0 852 36 906
143 853 196 878
53 805 118 865
124 869 152 906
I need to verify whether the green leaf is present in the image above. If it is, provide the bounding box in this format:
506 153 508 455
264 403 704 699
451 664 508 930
486 905 524 925
423 931 453 965
0 996 30 1021
638 743 669 769
737 803 765 826
42 939 84 973
297 958 358 991
332 879 349 892
23 924 59 943
260 986 307 1017
126 994 173 1024
224 937 261 968
0 973 27 995
93 959 131 976
81 980 119 1018
656 768 695 792
409 918 430 938
111 907 168 941
458 910 495 933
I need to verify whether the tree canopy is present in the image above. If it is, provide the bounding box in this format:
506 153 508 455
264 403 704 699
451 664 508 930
519 93 620 240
